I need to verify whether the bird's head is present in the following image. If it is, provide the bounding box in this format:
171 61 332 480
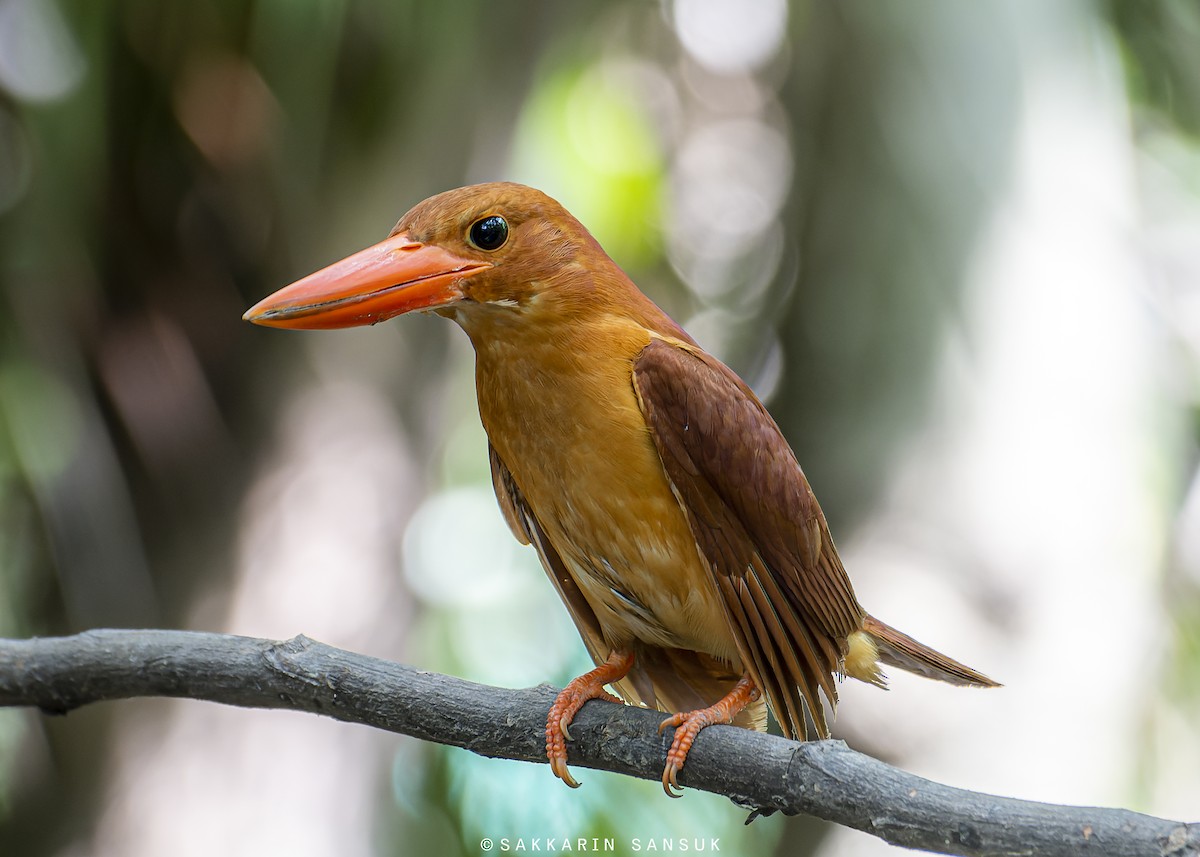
243 182 679 339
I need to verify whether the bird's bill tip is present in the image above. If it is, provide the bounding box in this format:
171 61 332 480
243 232 491 330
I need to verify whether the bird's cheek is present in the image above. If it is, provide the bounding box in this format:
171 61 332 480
458 278 526 310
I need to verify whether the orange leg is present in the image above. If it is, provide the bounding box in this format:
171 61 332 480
546 649 634 788
657 674 761 797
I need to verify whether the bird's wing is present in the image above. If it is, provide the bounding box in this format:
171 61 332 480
632 337 867 739
489 442 534 547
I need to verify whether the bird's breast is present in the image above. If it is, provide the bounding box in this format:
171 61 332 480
470 319 734 658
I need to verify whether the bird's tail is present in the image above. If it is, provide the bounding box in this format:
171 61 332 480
845 614 1000 689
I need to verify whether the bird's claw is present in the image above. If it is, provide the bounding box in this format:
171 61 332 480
547 709 581 788
662 765 683 798
546 704 581 788
655 675 760 795
545 651 635 790
658 709 714 797
550 752 581 789
657 712 685 735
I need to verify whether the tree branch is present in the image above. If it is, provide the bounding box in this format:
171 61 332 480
0 630 1194 856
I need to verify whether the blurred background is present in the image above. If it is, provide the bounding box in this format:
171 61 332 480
1 0 1198 854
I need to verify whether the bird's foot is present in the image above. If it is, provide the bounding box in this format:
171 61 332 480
546 649 634 788
657 674 760 797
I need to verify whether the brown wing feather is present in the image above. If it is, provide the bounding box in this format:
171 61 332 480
490 443 532 546
632 337 867 739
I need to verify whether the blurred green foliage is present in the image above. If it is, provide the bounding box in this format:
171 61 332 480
1108 0 1200 137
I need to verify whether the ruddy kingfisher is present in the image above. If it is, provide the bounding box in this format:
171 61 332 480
244 182 998 796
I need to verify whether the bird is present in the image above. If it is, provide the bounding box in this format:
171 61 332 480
243 181 999 796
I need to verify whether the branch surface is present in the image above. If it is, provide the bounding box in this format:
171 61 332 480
1 630 1195 857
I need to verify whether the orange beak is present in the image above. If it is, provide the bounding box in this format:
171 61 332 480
242 233 492 330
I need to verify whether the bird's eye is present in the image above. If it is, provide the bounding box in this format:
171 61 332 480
469 215 509 251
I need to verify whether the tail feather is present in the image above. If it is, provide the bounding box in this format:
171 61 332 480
858 614 1000 688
